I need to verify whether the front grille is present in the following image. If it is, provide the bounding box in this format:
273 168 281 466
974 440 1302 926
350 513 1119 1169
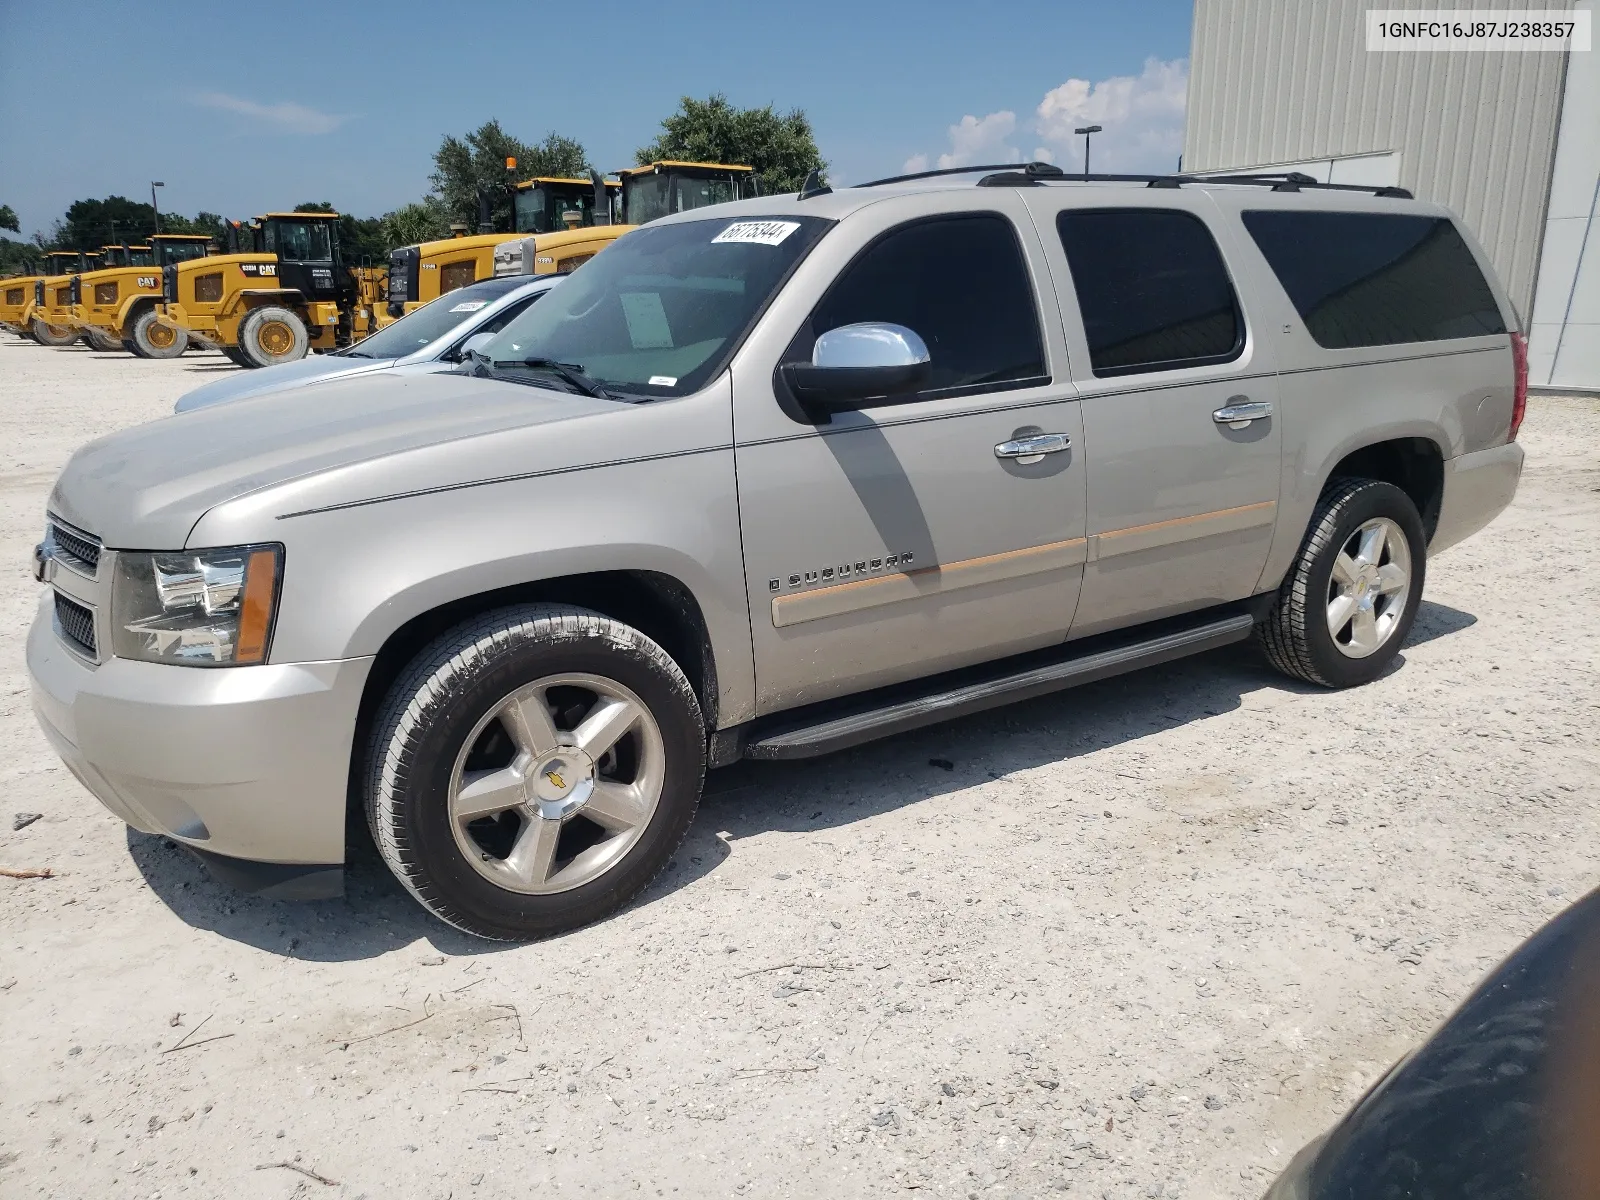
48 517 102 575
54 592 97 660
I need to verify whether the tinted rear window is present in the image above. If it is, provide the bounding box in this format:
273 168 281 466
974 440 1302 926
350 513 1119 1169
1056 209 1243 377
1241 211 1506 349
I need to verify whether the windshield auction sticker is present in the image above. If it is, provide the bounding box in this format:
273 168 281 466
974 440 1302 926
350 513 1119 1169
712 220 801 247
449 301 488 312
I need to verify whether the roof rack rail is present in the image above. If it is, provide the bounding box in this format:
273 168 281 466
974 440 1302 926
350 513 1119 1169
852 162 1412 199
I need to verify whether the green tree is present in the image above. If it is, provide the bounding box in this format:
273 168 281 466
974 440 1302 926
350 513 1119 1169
429 120 590 233
381 200 447 249
61 195 161 250
0 204 18 233
636 94 824 194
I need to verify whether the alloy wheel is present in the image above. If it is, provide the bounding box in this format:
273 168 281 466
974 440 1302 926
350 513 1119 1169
1326 516 1412 658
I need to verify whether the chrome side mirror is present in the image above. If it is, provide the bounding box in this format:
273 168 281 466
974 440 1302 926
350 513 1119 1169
780 322 932 419
457 331 494 363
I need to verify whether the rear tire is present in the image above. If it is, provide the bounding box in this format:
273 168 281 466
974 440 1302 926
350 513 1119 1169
84 328 122 353
121 337 143 356
238 305 309 368
30 318 80 347
1258 479 1426 688
366 604 706 941
130 309 187 359
222 346 250 367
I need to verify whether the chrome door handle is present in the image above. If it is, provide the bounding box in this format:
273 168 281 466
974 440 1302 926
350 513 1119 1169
1212 398 1273 428
994 433 1071 464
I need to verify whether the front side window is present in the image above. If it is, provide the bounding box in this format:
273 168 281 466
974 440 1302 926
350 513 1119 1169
1241 211 1506 348
268 221 333 262
481 214 833 398
796 213 1046 395
1056 208 1243 377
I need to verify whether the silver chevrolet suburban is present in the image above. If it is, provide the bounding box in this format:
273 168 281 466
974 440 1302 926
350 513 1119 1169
28 163 1527 940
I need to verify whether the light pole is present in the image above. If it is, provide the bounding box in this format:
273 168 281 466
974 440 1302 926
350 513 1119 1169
150 181 165 235
1074 125 1102 178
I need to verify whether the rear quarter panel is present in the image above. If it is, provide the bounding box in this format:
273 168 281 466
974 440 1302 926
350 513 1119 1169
1202 191 1515 591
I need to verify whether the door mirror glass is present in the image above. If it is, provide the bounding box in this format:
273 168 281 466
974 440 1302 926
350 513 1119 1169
781 322 932 414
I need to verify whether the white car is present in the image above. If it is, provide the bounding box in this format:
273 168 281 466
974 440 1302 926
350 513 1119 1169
173 274 565 412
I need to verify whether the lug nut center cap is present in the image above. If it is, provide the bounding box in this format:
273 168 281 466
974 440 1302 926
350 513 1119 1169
531 748 596 819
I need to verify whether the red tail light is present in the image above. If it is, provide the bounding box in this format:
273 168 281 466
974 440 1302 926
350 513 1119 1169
1509 331 1528 441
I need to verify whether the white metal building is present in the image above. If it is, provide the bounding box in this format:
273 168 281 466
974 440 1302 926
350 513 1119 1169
1183 0 1598 391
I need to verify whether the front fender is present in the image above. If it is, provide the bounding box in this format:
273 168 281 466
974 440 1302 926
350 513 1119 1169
114 291 159 333
184 380 758 725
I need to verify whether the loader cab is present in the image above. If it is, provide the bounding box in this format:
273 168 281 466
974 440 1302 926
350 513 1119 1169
100 245 154 268
512 177 621 234
45 252 86 277
151 234 211 267
258 212 343 302
616 161 758 226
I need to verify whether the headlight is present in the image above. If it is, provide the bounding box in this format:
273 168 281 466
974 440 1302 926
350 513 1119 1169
111 545 282 666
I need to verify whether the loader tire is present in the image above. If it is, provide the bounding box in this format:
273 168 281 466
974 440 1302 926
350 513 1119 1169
238 306 308 368
130 309 188 359
30 319 80 347
84 328 122 353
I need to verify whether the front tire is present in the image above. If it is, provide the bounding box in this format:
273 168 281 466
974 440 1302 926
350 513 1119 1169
237 305 308 368
366 605 706 941
130 309 188 359
30 318 79 347
1258 479 1426 688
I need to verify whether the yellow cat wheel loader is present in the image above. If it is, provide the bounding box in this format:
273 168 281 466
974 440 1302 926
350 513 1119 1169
379 176 622 327
157 212 384 367
1 265 47 339
488 162 758 283
64 235 213 356
27 251 104 346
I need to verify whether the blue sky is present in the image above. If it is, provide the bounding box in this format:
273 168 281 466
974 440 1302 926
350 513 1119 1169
0 0 1195 239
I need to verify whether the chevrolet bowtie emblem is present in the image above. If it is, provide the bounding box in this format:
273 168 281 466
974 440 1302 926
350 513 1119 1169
547 771 567 791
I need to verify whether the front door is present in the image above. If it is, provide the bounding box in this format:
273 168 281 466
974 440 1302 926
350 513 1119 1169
732 200 1088 713
1030 197 1283 638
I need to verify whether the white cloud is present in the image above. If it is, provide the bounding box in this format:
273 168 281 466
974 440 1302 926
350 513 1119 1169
1035 57 1188 173
905 57 1187 177
191 91 349 135
936 111 1019 170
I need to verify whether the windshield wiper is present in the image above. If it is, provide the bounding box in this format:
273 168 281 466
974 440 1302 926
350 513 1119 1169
492 356 615 400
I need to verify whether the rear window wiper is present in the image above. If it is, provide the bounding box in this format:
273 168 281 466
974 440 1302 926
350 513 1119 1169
493 357 615 400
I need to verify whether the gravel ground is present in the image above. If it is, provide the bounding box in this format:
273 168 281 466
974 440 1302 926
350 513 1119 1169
1 337 1596 1200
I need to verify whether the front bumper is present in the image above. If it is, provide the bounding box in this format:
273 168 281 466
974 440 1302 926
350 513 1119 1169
1430 440 1525 555
27 593 373 881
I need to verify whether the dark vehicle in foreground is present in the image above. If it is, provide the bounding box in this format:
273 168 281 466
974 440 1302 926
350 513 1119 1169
1267 887 1600 1200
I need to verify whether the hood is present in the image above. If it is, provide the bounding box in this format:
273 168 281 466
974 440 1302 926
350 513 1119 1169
49 370 613 548
174 354 397 413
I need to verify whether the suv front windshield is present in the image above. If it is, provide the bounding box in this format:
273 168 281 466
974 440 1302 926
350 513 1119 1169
478 214 832 399
345 277 534 359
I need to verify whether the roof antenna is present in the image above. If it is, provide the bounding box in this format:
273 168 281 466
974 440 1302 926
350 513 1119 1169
798 167 832 200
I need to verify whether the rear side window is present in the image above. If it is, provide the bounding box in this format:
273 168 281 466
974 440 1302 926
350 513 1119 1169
799 213 1046 395
1241 211 1506 348
1056 208 1243 377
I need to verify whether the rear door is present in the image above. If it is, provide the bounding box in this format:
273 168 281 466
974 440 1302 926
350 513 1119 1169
1026 194 1283 638
731 195 1088 712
